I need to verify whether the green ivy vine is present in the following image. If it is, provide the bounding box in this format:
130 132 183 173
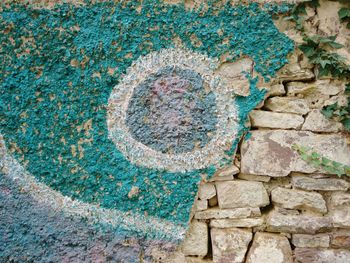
321 83 350 131
292 144 350 177
289 1 350 175
287 0 350 132
339 7 350 29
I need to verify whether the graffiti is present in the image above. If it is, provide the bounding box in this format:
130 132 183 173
108 48 239 172
0 0 294 260
126 66 217 155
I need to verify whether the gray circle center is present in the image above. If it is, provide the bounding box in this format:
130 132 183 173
125 66 218 154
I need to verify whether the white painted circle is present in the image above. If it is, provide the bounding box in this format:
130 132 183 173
107 48 240 172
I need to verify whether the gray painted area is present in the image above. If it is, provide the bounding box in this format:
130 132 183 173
0 175 174 262
126 66 217 154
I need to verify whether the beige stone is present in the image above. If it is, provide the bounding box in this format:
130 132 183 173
215 58 253 96
330 230 350 249
276 65 315 82
316 0 342 34
216 181 269 209
185 257 213 263
273 17 304 45
182 221 208 256
195 207 261 220
329 192 350 228
292 234 330 248
211 228 252 263
209 165 238 181
294 248 350 263
329 191 350 207
263 177 291 194
287 80 343 97
208 174 234 182
266 208 332 234
324 95 349 108
265 97 309 115
292 175 350 191
286 80 344 109
266 84 286 97
237 173 271 182
271 187 327 214
198 183 216 200
249 110 304 129
241 130 350 177
302 109 343 132
210 218 264 228
245 232 293 263
218 165 240 176
208 196 218 207
195 199 208 212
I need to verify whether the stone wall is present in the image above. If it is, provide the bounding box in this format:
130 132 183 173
174 1 350 262
1 0 350 262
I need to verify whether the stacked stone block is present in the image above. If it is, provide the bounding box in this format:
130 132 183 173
179 69 350 262
178 5 350 258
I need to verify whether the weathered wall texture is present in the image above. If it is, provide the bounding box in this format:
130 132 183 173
177 1 350 262
1 0 350 262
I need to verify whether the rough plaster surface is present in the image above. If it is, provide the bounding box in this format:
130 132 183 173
0 0 294 252
4 0 350 262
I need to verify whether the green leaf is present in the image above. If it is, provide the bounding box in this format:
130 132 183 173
321 157 331 165
338 8 350 20
339 108 348 117
300 153 309 161
328 41 344 49
319 59 331 68
345 84 350 94
311 152 321 159
319 35 336 43
342 118 350 132
300 46 316 57
308 0 320 8
318 66 330 77
311 159 321 166
308 35 321 44
332 161 343 168
321 108 334 119
296 4 307 15
323 166 338 175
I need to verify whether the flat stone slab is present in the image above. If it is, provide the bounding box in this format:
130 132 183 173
266 209 332 234
210 218 264 228
292 175 350 191
265 97 310 115
211 228 252 263
182 221 208 256
245 232 293 263
302 109 343 132
292 234 330 248
194 199 208 212
241 130 350 177
195 207 261 220
198 183 216 200
216 181 269 209
237 173 271 182
330 230 350 249
294 248 350 263
329 192 350 228
249 110 304 129
271 187 327 214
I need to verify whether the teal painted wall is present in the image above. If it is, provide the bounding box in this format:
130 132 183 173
0 0 294 249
